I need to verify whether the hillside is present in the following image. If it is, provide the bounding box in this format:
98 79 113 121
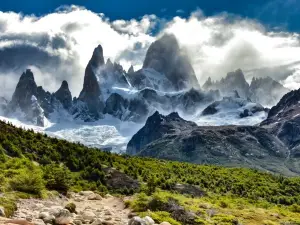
2 120 300 224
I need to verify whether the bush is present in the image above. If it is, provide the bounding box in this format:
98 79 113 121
9 168 44 196
43 163 72 193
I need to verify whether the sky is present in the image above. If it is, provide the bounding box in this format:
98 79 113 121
0 0 300 99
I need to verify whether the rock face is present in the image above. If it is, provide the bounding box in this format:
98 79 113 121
54 81 72 110
7 69 48 126
9 69 38 113
249 77 289 106
261 88 300 149
77 45 105 121
127 111 294 175
0 97 8 111
142 34 200 90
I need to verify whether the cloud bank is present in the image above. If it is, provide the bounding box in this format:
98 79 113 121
0 5 300 100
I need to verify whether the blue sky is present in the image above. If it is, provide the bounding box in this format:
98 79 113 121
1 0 300 31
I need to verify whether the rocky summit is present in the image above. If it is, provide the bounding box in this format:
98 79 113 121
142 34 200 91
77 45 105 121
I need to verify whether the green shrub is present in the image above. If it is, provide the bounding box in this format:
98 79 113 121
0 197 17 217
65 202 76 213
9 168 45 196
43 163 72 193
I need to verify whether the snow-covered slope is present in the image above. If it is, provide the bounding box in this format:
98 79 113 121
0 114 143 153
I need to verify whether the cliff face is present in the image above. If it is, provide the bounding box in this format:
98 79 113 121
142 34 200 90
77 45 105 121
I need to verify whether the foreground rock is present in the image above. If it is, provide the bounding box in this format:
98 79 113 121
8 191 131 225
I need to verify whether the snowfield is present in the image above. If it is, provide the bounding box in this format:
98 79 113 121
0 114 144 153
0 103 267 154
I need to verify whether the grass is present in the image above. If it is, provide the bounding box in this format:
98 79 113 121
129 190 300 225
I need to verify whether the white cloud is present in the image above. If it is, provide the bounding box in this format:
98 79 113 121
1 6 300 101
0 6 155 98
162 11 300 88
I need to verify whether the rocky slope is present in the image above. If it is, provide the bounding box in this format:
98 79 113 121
261 88 300 152
0 191 168 225
126 111 296 175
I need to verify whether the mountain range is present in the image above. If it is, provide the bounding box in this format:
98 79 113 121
0 33 297 175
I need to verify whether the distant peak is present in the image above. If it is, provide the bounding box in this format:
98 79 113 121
20 69 35 81
89 44 105 68
128 65 134 74
61 80 69 89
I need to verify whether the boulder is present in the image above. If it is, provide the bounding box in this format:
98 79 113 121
79 191 94 196
143 216 155 225
87 194 102 201
0 206 6 217
128 216 147 225
54 209 72 225
80 210 96 221
32 219 45 225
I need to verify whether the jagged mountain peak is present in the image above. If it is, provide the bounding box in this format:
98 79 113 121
142 33 199 90
128 65 134 74
54 80 72 110
89 44 105 68
225 69 247 83
20 69 35 81
60 80 69 89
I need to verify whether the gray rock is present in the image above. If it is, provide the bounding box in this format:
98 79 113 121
54 209 73 225
79 191 94 196
33 219 46 225
0 206 5 217
128 216 147 225
81 210 96 221
143 216 155 225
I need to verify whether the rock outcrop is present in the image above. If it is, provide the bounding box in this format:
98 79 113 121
127 111 293 175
